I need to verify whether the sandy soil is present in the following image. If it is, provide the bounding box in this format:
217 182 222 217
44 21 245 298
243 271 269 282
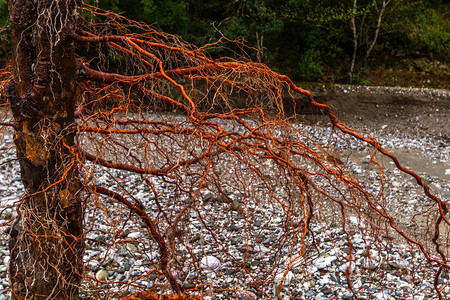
305 85 449 183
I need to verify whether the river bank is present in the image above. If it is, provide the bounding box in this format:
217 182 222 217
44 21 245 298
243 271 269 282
0 85 449 299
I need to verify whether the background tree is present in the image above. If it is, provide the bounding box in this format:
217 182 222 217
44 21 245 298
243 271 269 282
2 0 449 83
0 1 449 300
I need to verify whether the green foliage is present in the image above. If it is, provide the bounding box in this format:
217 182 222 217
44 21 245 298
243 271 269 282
277 0 350 24
0 0 9 62
94 0 120 12
351 74 372 86
406 6 449 61
1 0 447 84
140 0 189 33
293 49 324 81
0 0 8 27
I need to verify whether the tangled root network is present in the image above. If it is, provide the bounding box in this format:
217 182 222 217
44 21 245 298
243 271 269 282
0 3 448 300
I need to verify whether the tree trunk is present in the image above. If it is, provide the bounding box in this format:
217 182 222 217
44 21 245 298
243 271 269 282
349 0 358 83
6 0 83 299
357 0 390 76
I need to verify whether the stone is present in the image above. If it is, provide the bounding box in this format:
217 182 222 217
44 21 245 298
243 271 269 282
96 269 109 281
388 261 405 269
200 256 221 271
225 269 235 275
272 217 282 224
135 191 145 200
342 292 353 299
339 262 355 273
314 255 337 270
273 271 295 295
274 271 294 286
126 243 138 253
116 274 126 281
127 231 141 239
305 290 315 297
236 291 257 300
190 233 201 243
239 245 257 254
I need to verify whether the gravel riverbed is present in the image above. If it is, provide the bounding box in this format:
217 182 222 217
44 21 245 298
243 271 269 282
0 87 449 299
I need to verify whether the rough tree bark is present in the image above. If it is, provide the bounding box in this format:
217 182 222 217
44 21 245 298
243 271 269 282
6 0 83 299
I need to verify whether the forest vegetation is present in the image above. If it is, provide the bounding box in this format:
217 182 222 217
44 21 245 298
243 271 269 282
2 0 447 87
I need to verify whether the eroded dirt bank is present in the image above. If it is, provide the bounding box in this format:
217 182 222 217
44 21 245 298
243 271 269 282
307 85 449 197
308 85 449 136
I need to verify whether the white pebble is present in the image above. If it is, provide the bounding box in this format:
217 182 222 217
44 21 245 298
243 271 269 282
95 269 109 281
200 256 221 271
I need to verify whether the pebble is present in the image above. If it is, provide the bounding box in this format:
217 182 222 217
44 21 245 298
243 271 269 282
407 199 419 205
236 291 257 300
274 270 294 286
314 255 337 270
126 232 141 239
200 256 221 271
339 261 355 273
95 269 109 281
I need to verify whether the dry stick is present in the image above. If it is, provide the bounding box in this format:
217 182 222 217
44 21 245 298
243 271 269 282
118 291 204 300
0 122 16 128
81 144 225 178
73 29 214 64
79 63 191 114
90 185 184 294
73 32 201 117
